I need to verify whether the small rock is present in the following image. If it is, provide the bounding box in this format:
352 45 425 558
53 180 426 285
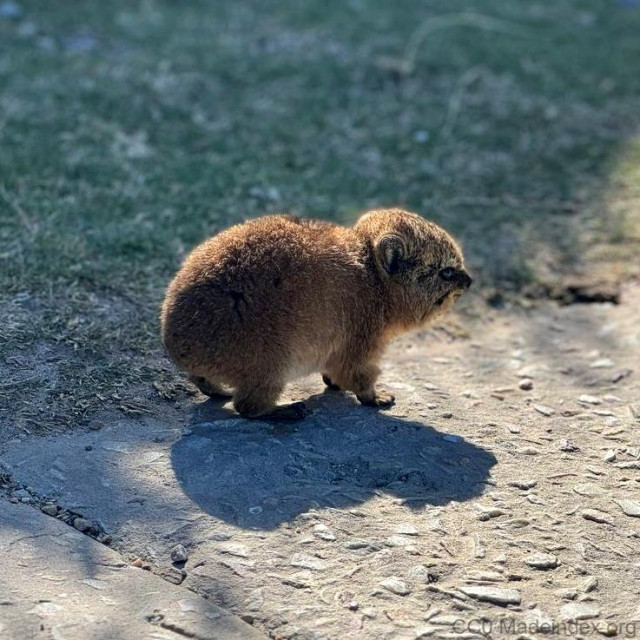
385 535 411 547
362 606 377 619
312 524 336 541
131 558 144 568
560 602 600 621
395 523 420 536
218 543 250 558
578 394 602 405
441 412 453 419
408 565 434 583
170 544 189 563
345 539 371 550
611 369 632 383
525 552 558 570
603 450 617 463
73 517 92 533
509 480 537 490
591 358 614 369
291 553 327 571
559 439 580 452
465 570 504 582
582 509 614 525
41 503 58 517
96 533 112 545
379 577 411 596
534 404 555 417
474 505 506 521
615 499 640 518
518 447 540 456
458 586 521 605
519 378 534 391
583 576 598 592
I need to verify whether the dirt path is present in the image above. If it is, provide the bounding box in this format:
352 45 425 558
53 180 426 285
1 283 639 639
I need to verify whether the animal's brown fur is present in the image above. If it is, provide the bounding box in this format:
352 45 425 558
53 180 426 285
161 209 472 420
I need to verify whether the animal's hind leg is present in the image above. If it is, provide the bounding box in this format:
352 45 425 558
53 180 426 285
233 380 307 421
189 375 233 399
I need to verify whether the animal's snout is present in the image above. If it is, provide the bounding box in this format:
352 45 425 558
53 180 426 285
457 270 473 290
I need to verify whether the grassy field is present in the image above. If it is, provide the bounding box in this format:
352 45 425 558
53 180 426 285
1 0 639 433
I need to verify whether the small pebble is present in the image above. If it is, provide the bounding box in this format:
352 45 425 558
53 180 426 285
591 358 614 369
458 586 521 605
41 503 58 517
291 553 327 571
525 552 559 570
73 517 92 533
578 394 602 405
474 505 506 521
582 509 614 525
395 523 420 536
312 524 336 541
509 480 537 490
534 404 555 416
519 378 534 391
170 544 189 563
559 439 580 452
614 499 640 518
379 577 411 596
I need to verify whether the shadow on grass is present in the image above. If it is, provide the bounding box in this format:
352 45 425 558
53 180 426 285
171 390 496 530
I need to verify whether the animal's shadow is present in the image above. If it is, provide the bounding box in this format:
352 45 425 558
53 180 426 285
171 392 496 530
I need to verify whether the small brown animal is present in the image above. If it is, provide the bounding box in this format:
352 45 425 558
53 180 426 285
161 209 471 420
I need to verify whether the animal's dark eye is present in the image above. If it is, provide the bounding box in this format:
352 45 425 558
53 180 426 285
440 267 456 281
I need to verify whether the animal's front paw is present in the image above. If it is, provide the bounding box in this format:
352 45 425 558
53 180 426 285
357 388 395 408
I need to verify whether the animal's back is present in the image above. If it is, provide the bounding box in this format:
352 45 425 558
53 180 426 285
161 215 364 385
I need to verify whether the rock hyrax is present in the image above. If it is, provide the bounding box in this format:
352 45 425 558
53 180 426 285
161 209 472 420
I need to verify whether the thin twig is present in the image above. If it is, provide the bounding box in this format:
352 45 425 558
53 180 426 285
378 12 533 76
440 65 484 138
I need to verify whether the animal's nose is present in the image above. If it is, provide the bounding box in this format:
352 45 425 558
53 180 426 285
459 271 473 289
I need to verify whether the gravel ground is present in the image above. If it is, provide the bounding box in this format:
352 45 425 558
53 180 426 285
1 283 639 639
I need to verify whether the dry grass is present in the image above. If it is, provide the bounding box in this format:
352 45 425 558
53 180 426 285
1 0 639 434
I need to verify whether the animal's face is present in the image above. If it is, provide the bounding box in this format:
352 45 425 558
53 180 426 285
356 209 472 326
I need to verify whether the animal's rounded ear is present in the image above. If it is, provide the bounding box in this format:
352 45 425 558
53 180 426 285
376 234 406 275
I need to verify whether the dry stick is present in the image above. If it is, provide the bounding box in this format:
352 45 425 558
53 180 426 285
440 65 484 138
380 12 534 76
0 183 36 234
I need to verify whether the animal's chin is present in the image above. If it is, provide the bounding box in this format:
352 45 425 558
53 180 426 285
435 293 449 307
